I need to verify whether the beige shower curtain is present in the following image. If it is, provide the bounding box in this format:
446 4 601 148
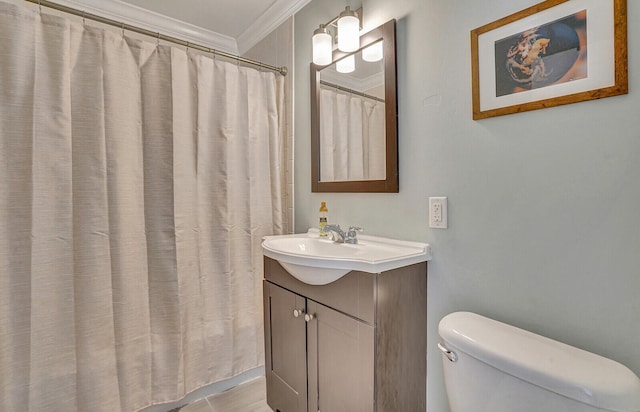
319 87 385 182
0 1 285 411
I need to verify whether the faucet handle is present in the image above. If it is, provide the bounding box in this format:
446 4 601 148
345 226 363 244
347 226 363 235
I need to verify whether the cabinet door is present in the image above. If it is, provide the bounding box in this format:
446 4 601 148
264 282 307 412
307 300 375 412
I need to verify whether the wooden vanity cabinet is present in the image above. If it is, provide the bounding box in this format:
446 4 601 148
263 257 427 412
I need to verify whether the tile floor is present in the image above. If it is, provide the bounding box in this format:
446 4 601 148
179 376 272 412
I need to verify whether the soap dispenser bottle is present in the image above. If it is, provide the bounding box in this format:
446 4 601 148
319 201 328 237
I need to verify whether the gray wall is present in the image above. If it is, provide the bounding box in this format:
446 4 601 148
294 0 640 410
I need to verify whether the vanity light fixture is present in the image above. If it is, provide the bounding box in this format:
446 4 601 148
312 25 332 65
311 6 362 66
362 40 383 62
337 6 359 52
335 54 355 73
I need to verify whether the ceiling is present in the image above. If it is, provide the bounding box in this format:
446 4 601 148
56 0 310 54
120 0 280 40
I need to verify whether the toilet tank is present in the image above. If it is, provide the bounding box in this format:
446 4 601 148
438 312 640 412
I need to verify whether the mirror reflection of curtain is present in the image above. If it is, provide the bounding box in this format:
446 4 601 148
0 1 285 411
319 87 385 181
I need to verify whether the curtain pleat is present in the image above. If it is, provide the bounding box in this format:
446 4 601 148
70 23 121 411
319 87 385 181
29 11 77 411
0 1 286 411
368 102 385 180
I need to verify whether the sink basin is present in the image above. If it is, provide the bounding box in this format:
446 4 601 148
262 229 431 285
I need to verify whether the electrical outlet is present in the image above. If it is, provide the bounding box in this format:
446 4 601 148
429 197 448 229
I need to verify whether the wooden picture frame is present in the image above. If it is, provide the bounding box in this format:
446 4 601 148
471 0 627 120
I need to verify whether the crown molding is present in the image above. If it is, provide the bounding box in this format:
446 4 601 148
321 69 384 94
360 71 385 92
48 0 239 54
236 0 311 55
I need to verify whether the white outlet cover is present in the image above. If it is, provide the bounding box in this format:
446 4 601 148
429 197 448 229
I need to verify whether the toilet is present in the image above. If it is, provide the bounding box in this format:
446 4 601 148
438 312 640 412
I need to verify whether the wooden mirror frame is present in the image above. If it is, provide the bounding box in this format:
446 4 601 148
310 19 398 193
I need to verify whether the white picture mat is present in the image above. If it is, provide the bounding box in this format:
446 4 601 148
478 0 615 112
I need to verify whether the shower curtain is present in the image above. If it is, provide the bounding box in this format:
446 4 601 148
319 87 385 182
0 1 285 411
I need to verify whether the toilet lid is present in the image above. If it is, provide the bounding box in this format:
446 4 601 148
439 312 640 412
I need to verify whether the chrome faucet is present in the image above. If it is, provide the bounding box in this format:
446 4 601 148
324 224 346 242
324 224 363 244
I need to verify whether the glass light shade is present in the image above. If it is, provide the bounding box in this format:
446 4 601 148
312 26 332 66
337 7 359 52
336 54 355 73
362 41 383 62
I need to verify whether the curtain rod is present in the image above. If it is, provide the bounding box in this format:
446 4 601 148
24 0 288 76
320 80 385 103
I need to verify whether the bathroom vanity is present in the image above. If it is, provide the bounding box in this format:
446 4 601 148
262 254 428 412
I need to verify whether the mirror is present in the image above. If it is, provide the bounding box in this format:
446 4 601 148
311 19 397 192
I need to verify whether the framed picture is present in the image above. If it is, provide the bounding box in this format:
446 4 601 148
471 0 627 120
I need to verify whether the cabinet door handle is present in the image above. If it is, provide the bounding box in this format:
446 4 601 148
304 313 315 322
293 309 305 318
